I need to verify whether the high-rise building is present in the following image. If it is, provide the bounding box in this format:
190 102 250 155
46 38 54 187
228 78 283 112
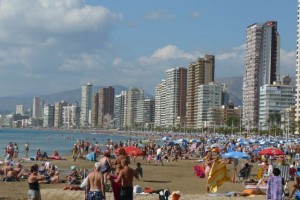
186 55 215 129
296 1 300 122
80 83 93 128
124 88 144 128
16 105 24 115
43 104 54 128
54 101 68 128
243 21 280 129
154 80 166 128
32 97 41 118
62 103 80 129
136 98 155 129
197 82 222 129
91 86 115 128
114 91 126 129
155 67 187 128
259 80 295 130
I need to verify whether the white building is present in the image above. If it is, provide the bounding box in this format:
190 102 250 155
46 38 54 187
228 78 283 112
154 80 166 128
16 105 24 115
80 83 93 128
197 82 222 129
63 103 80 129
123 88 144 128
259 80 295 130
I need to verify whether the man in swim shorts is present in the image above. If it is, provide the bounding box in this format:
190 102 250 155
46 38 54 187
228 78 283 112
111 158 139 200
85 162 105 200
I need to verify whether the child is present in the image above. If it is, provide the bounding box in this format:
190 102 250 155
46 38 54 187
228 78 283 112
135 162 143 178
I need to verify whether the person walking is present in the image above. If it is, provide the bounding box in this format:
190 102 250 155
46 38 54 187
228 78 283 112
24 142 29 158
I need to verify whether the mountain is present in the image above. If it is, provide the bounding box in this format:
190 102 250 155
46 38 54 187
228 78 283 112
0 77 246 114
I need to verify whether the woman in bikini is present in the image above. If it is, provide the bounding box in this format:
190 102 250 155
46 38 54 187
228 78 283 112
204 150 215 193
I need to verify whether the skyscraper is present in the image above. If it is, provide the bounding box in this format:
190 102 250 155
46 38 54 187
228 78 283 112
155 67 187 128
186 55 215 129
295 1 300 122
243 21 280 129
32 97 41 118
91 86 115 128
124 88 144 128
80 83 93 128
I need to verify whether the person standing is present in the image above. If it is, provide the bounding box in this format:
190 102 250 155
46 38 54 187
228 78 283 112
28 165 44 200
111 159 139 200
24 142 29 158
85 162 106 200
155 145 163 166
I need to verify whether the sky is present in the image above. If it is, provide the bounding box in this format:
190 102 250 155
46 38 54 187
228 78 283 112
0 0 297 97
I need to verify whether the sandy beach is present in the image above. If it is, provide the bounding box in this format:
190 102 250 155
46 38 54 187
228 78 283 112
0 154 271 200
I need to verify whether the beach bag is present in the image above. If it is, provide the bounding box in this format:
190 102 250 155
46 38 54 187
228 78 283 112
101 161 111 174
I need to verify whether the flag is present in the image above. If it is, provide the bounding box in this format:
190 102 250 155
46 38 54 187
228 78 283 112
207 159 231 193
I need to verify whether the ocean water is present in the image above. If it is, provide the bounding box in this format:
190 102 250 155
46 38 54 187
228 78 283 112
0 128 135 158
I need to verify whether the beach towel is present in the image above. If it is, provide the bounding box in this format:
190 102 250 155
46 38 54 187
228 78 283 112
207 159 231 193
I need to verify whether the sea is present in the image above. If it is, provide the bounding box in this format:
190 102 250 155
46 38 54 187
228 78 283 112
0 128 138 159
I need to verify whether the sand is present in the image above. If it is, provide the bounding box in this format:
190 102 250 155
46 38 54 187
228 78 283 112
0 155 271 200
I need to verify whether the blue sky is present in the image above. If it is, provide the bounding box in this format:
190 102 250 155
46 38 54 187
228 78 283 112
0 0 297 97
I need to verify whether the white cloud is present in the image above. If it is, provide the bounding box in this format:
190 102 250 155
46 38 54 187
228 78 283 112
145 9 175 20
0 0 123 96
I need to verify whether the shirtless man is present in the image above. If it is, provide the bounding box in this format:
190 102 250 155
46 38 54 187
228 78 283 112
85 162 105 200
112 158 139 200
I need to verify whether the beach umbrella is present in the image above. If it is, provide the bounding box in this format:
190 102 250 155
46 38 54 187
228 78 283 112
190 139 198 143
162 137 171 141
258 147 284 156
221 151 250 159
175 139 188 144
167 141 175 146
115 146 144 156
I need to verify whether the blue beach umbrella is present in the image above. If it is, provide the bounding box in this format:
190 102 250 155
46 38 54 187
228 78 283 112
162 137 171 141
221 151 250 160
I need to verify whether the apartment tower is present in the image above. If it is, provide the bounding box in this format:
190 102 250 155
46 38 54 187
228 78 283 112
243 21 280 129
186 55 215 129
80 83 93 128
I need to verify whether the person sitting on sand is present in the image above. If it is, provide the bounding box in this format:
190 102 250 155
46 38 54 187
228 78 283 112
39 171 60 184
65 166 81 184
